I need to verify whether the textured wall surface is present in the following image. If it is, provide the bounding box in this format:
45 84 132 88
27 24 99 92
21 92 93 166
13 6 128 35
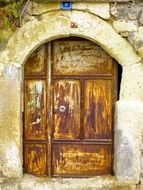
0 1 143 189
0 77 22 178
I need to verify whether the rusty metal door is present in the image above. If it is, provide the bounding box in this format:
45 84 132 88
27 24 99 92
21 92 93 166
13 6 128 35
24 38 118 177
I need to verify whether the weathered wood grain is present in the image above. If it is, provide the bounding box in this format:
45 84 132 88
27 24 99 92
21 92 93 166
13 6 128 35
24 80 46 140
53 144 111 176
83 80 112 139
53 80 80 139
24 144 47 175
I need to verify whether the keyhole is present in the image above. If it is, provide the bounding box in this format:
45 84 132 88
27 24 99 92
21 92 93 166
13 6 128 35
59 105 66 113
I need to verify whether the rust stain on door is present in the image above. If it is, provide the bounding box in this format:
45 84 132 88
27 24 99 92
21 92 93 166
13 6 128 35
53 144 111 176
53 80 80 139
24 80 46 140
24 45 46 76
83 80 112 139
24 144 47 175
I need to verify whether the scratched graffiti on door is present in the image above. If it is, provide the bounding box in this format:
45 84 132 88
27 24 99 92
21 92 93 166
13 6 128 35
24 80 46 140
53 144 111 176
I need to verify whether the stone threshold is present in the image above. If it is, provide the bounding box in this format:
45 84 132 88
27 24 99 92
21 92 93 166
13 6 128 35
0 174 138 190
19 175 135 190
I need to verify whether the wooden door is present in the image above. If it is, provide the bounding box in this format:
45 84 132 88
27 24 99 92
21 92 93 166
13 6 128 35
24 37 118 177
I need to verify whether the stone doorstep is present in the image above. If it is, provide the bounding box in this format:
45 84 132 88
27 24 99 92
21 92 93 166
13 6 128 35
0 175 136 190
18 175 136 190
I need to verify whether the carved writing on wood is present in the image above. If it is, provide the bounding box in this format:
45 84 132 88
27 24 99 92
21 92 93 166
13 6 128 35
53 40 112 76
53 144 111 176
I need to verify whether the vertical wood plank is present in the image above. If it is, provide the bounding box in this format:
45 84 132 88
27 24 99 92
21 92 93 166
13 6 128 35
47 42 52 176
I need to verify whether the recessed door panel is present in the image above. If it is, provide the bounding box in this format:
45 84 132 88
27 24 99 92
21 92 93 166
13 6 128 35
24 80 46 140
53 40 112 76
52 144 111 176
53 80 80 139
24 45 46 76
83 80 112 140
24 144 47 175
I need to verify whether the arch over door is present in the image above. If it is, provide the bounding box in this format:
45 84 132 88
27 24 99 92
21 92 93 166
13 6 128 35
24 37 118 177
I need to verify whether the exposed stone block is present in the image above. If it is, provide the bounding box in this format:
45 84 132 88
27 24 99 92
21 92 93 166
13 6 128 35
120 63 143 100
114 101 143 184
73 3 110 19
0 79 22 178
113 19 138 33
0 140 22 178
128 11 139 20
110 2 143 20
128 27 143 57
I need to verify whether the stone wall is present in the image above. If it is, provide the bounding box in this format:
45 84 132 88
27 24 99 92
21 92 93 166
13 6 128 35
20 1 143 58
109 2 143 185
110 2 143 57
0 1 143 190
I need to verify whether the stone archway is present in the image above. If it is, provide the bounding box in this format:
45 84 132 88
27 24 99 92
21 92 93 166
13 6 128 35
0 10 143 185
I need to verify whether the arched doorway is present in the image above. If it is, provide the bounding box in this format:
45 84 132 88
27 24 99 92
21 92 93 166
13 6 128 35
23 37 118 177
0 8 142 183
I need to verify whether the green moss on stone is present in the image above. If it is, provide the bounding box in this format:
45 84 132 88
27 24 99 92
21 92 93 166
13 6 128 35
0 0 24 43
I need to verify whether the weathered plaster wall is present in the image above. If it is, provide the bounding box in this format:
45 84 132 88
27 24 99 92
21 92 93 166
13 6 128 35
0 79 22 178
0 1 143 190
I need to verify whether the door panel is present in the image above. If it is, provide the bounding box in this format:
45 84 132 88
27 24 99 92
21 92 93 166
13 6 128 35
24 45 46 76
83 80 112 139
24 144 47 175
24 80 46 140
52 144 111 176
53 40 112 76
53 80 81 139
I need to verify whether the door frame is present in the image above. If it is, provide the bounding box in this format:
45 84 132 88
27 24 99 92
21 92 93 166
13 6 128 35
23 37 118 177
